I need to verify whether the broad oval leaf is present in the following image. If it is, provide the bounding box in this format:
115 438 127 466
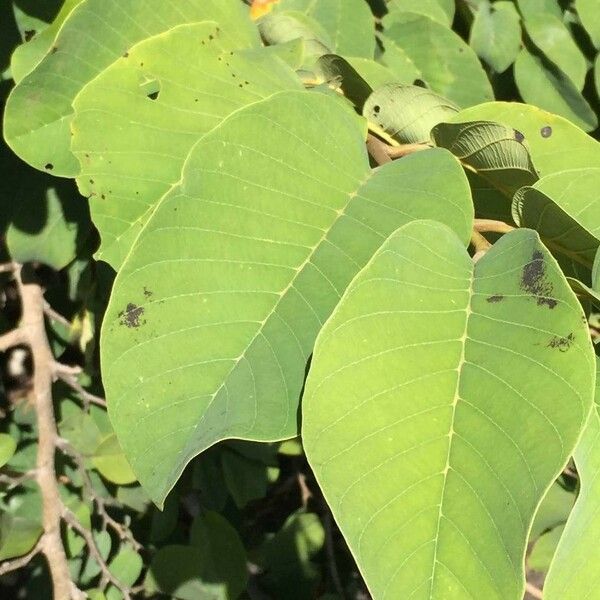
432 120 538 196
512 168 600 267
544 359 600 599
71 22 301 269
384 0 453 27
303 220 594 599
382 12 494 107
101 91 474 505
514 47 597 133
4 0 259 176
364 84 458 144
449 102 600 176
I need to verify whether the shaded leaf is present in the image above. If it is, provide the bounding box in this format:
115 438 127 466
303 221 594 599
0 433 17 468
577 0 600 48
101 91 473 505
92 434 137 485
364 84 458 144
530 483 575 540
528 525 564 573
384 0 453 26
432 120 538 196
317 54 374 110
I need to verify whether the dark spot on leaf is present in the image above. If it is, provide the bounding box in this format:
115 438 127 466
118 303 145 328
51 46 58 54
24 30 36 42
147 90 159 100
541 126 552 138
143 287 153 298
458 47 464 53
123 51 129 58
520 250 557 309
486 295 504 303
548 333 574 352
373 105 380 115
238 83 243 88
45 163 54 170
514 129 525 143
209 34 214 40
194 98 199 102
101 194 106 200
89 179 94 184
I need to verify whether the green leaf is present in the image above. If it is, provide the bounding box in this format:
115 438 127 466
10 0 83 84
101 91 473 505
92 434 137 485
516 0 562 20
317 54 375 111
59 400 102 456
512 168 600 267
364 84 458 144
72 22 300 270
470 1 522 73
6 184 91 270
432 120 538 196
303 221 595 599
530 483 575 540
449 102 600 177
0 433 17 468
146 512 247 600
0 515 42 561
274 0 375 58
384 0 453 26
528 524 564 573
577 0 600 48
376 33 422 84
545 359 600 599
382 12 494 107
514 47 597 132
523 13 588 90
4 0 259 176
222 448 270 508
106 546 143 599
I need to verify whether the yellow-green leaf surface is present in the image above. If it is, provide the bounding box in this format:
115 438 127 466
10 0 83 84
384 0 453 26
92 434 137 485
577 0 600 48
514 47 597 132
101 91 474 505
0 433 17 468
469 1 522 73
364 84 458 144
512 168 600 267
382 12 493 108
545 359 600 598
432 120 538 196
71 22 300 270
450 102 600 177
303 221 594 599
375 33 421 84
4 0 259 176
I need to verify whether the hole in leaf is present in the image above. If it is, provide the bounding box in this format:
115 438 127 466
139 77 161 101
373 105 380 115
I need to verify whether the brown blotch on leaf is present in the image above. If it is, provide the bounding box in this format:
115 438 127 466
51 46 58 54
143 287 153 298
486 295 504 303
118 303 145 328
520 250 557 309
541 126 552 138
548 333 574 352
123 51 129 58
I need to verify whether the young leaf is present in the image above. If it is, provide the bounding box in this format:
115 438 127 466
303 221 594 599
101 91 473 505
544 359 600 599
71 22 301 269
4 0 259 176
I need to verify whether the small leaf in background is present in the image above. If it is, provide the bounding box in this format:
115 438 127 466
384 0 454 27
450 102 600 176
106 546 143 600
470 1 522 73
364 84 458 144
514 47 597 132
63 497 92 558
303 221 594 598
575 0 600 49
432 120 539 196
512 168 600 267
0 515 42 561
192 448 229 512
530 483 575 540
516 0 563 20
382 12 494 107
92 434 137 485
59 400 102 457
317 54 374 111
146 512 247 600
523 13 588 91
150 492 180 543
259 511 325 600
376 33 422 83
0 433 17 467
529 524 565 573
222 448 273 509
79 530 112 585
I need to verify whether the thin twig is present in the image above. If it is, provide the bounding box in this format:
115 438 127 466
386 143 431 158
525 581 544 599
470 230 492 260
44 301 73 329
0 262 17 274
366 134 392 166
0 540 43 576
62 508 133 600
474 219 516 235
15 265 75 599
0 328 25 352
0 469 37 490
54 367 107 409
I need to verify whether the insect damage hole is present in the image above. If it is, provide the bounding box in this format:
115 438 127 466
140 76 161 101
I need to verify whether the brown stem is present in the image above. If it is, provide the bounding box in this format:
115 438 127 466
386 143 431 158
0 328 25 352
473 219 516 235
366 134 392 166
15 266 74 600
0 262 17 274
525 581 544 599
54 366 107 409
470 230 492 256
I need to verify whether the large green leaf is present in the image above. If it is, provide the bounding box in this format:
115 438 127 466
514 47 597 132
545 359 600 599
382 12 493 107
575 0 600 49
101 91 473 505
512 168 600 267
4 0 259 176
71 22 300 270
469 1 522 73
303 221 594 599
449 102 600 177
